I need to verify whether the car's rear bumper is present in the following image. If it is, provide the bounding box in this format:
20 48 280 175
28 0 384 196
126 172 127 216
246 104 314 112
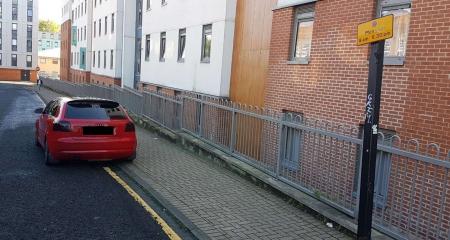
49 136 137 161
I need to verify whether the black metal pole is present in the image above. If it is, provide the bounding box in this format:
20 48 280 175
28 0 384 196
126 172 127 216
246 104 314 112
357 40 385 239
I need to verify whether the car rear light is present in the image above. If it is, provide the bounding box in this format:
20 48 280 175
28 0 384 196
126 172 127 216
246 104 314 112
125 122 135 132
53 120 72 132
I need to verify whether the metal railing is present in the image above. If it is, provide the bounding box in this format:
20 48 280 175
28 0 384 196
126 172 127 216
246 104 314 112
42 78 450 240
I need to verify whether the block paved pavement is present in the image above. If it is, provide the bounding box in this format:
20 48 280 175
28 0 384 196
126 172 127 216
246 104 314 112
36 86 351 240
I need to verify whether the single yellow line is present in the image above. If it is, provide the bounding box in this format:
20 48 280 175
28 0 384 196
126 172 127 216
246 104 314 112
103 167 182 240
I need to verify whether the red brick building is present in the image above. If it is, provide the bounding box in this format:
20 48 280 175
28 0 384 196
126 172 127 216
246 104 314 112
264 0 450 239
266 0 449 155
60 19 72 82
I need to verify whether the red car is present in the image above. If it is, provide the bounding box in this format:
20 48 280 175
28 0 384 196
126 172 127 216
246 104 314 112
35 97 137 165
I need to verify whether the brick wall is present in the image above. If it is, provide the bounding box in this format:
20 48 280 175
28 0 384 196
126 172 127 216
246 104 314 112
60 20 72 82
265 0 449 156
0 69 37 82
70 69 90 84
90 73 121 87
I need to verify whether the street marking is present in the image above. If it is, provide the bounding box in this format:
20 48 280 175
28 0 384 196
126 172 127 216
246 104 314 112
103 167 182 240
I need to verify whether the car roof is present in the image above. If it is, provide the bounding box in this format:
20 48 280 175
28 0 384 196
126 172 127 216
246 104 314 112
58 97 117 104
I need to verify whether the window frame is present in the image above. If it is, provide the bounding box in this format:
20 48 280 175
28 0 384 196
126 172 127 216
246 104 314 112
159 32 166 62
378 0 412 66
145 34 150 61
178 28 186 62
201 24 212 63
289 4 315 64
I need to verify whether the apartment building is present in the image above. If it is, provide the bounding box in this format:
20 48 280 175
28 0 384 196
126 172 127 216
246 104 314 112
0 0 39 82
38 31 60 51
90 0 124 86
60 0 72 82
70 0 92 84
137 0 237 97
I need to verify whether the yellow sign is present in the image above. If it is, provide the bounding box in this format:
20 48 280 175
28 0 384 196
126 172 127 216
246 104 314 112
357 15 394 46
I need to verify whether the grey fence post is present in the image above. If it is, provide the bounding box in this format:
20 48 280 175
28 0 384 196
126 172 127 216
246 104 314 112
180 96 184 130
162 97 166 127
276 118 285 177
198 97 204 137
229 103 237 153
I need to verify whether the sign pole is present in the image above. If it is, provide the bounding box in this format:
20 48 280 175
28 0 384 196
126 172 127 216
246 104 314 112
357 40 385 239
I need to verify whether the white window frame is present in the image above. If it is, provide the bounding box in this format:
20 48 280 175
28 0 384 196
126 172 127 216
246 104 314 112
378 0 411 66
289 4 315 64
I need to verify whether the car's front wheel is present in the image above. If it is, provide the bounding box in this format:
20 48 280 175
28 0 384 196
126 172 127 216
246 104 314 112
44 141 59 166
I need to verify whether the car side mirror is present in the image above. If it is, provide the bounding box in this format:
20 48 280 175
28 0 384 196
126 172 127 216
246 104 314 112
34 108 44 114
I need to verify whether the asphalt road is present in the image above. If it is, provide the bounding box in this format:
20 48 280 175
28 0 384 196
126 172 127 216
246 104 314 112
0 83 172 240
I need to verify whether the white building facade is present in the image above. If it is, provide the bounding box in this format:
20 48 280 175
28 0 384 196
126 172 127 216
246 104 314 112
0 0 39 81
138 0 237 97
90 0 124 85
70 0 92 83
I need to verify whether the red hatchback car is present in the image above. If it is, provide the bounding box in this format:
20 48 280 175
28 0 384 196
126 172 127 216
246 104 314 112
35 97 137 165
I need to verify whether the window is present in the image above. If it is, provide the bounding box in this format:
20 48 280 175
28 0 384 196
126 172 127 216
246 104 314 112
0 0 2 19
98 51 100 67
178 28 186 62
11 54 17 66
111 13 115 33
281 112 304 170
146 0 151 10
99 19 102 36
160 32 166 61
379 0 411 65
291 4 315 63
0 22 2 50
95 0 97 7
110 50 114 69
201 24 212 63
26 55 32 67
93 52 96 67
27 0 33 22
12 0 18 20
105 16 108 35
27 25 32 52
84 26 86 41
81 2 83 16
94 21 96 37
104 50 106 68
85 0 87 13
145 34 150 61
0 53 2 65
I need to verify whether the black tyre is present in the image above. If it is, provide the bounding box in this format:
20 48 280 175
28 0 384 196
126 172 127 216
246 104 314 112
44 141 59 166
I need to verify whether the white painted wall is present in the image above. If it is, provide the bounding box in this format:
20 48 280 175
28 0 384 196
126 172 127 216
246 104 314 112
277 0 316 9
61 0 73 23
0 0 39 70
70 0 92 72
120 0 136 88
91 0 123 78
140 0 236 97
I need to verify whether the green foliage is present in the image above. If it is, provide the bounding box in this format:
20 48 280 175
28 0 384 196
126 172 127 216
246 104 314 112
39 20 60 33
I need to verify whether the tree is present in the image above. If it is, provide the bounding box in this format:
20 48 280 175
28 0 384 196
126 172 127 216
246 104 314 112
39 20 60 33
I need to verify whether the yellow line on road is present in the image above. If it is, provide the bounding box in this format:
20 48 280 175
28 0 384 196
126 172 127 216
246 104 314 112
103 167 182 240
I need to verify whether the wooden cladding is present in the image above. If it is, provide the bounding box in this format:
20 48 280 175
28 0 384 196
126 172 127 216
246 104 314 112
230 0 277 107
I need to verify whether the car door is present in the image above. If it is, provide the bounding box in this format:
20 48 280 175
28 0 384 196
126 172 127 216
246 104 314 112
38 100 56 144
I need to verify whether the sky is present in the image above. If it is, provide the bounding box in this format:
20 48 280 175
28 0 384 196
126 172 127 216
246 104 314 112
39 0 62 23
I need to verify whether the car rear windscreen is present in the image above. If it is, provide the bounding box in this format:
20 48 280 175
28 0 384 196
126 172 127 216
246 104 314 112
65 101 127 120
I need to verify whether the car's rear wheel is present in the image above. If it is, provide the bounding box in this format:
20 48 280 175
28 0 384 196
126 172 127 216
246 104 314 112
44 141 59 166
35 133 40 147
124 152 136 162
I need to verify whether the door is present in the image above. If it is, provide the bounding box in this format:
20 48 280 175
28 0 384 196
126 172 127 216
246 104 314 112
21 70 30 81
39 100 57 145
